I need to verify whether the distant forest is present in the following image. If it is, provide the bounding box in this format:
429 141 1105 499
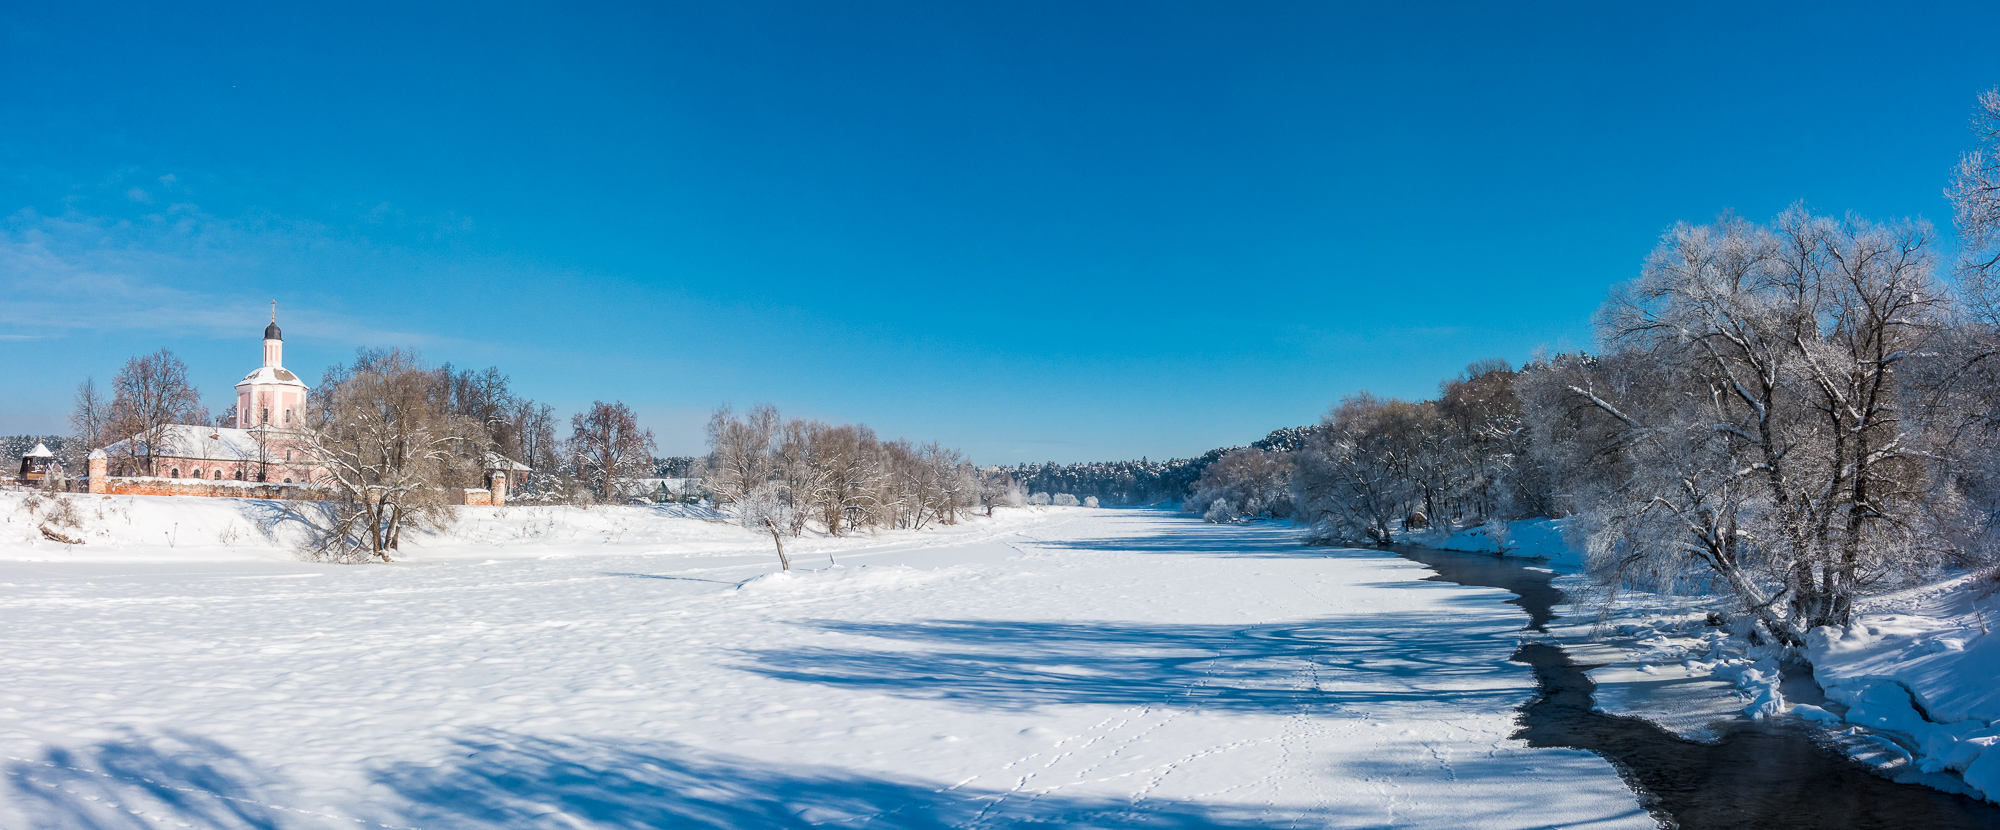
1001 425 1324 506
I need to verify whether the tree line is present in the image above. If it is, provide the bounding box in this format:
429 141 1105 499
704 405 982 551
1187 89 2000 644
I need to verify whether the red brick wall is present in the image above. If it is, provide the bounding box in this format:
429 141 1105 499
98 477 310 500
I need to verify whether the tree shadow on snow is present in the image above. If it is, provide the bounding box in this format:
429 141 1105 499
737 611 1528 715
600 571 738 585
1026 517 1355 560
3 730 310 830
4 729 1327 829
377 731 1326 829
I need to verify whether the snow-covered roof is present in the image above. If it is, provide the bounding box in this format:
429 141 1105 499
100 425 299 462
483 452 532 472
23 442 52 458
235 366 309 389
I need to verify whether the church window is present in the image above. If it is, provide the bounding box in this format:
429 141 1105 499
261 407 270 424
214 470 223 480
283 477 293 484
170 468 180 478
285 408 294 424
235 469 244 481
192 469 202 479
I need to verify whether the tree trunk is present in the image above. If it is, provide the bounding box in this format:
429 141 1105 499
764 518 790 571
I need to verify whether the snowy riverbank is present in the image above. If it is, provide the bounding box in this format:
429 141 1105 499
0 488 1049 566
1804 573 2000 799
0 503 1654 828
1404 515 2000 804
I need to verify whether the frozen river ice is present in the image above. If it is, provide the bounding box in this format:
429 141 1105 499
0 506 1653 828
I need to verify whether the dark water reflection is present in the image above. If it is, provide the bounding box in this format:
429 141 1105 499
1390 545 2000 830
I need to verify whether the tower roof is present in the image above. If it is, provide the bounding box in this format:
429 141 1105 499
265 321 283 340
236 365 309 390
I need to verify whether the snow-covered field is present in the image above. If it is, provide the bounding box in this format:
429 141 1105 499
0 493 1653 828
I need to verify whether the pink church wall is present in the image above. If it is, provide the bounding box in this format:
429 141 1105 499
237 389 305 428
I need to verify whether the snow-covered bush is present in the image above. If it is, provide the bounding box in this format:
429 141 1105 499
1203 498 1239 523
1027 492 1051 506
1053 493 1080 507
1084 496 1099 508
1482 516 1514 553
1000 482 1027 507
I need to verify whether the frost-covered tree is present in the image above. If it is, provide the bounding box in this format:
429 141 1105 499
1185 448 1293 521
1535 208 1968 642
739 481 794 570
981 469 1025 516
1950 88 2000 306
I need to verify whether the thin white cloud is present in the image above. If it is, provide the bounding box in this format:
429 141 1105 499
0 200 481 350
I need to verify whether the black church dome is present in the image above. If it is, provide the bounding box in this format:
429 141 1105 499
264 321 282 340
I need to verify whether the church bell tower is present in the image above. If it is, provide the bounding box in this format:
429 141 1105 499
235 303 310 430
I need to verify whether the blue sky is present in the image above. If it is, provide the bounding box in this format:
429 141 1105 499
3 2 1998 462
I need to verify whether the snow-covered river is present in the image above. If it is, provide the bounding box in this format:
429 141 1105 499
0 505 1947 828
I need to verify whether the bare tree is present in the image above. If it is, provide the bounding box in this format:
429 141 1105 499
807 423 881 535
69 377 108 452
106 349 207 476
705 405 779 507
705 404 982 535
511 401 561 471
1292 393 1421 544
772 416 820 534
570 400 656 502
299 348 474 562
441 364 518 458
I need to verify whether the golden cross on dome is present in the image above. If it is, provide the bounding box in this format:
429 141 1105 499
270 300 277 322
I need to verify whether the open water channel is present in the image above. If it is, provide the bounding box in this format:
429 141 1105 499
1391 545 2000 830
